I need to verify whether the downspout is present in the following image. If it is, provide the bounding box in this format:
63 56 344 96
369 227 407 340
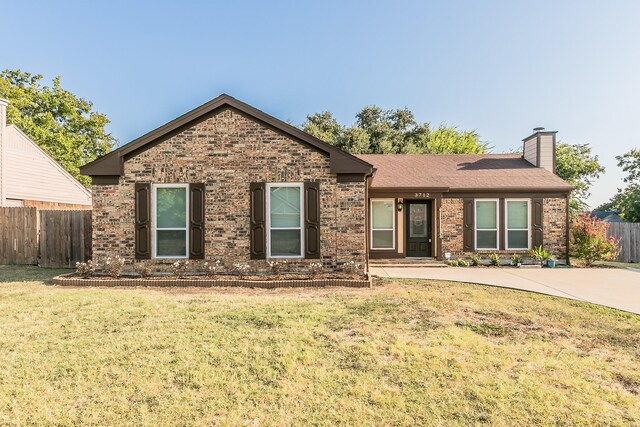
0 98 8 207
364 172 372 275
565 191 571 265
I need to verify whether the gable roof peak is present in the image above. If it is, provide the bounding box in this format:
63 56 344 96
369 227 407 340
80 93 373 178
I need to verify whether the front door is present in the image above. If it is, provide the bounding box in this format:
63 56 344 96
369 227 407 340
406 201 431 257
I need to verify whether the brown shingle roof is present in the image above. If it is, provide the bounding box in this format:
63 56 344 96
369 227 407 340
356 154 573 191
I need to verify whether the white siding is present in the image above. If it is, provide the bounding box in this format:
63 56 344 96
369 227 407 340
523 137 537 166
3 126 91 205
4 198 24 207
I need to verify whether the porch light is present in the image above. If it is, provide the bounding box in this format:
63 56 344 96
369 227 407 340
397 201 403 211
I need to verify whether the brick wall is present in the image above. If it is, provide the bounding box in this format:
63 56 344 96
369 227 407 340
92 108 367 272
440 198 464 255
440 197 568 258
542 197 567 257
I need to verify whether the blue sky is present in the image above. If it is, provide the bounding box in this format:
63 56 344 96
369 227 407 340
2 0 639 207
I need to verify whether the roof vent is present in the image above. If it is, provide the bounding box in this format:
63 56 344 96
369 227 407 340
533 127 545 132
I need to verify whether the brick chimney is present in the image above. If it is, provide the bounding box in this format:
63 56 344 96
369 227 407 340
522 127 558 173
0 98 8 206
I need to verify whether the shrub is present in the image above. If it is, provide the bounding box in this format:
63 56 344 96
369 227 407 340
267 260 287 276
458 259 470 267
342 260 360 274
489 253 500 266
571 213 621 266
75 260 95 278
103 256 125 278
204 260 222 277
529 246 549 264
171 260 189 278
510 254 522 266
447 260 459 266
135 262 153 278
233 263 251 278
309 262 323 277
470 255 481 266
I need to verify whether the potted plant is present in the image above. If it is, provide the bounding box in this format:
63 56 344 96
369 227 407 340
510 253 522 267
547 255 557 268
529 246 549 266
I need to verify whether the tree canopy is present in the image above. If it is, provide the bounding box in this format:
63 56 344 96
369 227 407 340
598 149 640 222
0 69 115 186
554 142 605 215
302 106 488 155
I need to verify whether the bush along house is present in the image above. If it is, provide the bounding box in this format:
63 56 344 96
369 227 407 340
80 95 572 272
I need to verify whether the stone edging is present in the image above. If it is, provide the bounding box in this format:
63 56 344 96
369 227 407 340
52 273 372 289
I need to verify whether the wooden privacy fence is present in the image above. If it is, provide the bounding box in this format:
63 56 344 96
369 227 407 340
39 210 92 268
0 207 38 264
607 223 640 263
0 207 91 268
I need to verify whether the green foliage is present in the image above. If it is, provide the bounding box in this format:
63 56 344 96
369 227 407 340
447 260 459 266
571 214 621 267
470 254 481 266
510 254 522 266
303 107 489 155
457 259 470 267
528 246 550 263
601 150 640 222
0 69 115 186
489 253 501 266
617 148 640 184
555 143 605 215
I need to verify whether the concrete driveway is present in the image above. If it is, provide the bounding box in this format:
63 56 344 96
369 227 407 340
371 266 640 315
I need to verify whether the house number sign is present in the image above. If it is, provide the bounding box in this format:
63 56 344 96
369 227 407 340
414 192 430 198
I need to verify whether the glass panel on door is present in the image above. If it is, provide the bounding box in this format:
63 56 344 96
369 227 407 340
409 203 427 238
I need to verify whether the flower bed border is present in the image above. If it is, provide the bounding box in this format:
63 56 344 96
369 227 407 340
52 273 372 289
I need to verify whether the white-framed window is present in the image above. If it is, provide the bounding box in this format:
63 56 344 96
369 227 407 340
152 184 189 259
370 199 395 250
475 199 499 250
505 199 530 250
267 183 304 258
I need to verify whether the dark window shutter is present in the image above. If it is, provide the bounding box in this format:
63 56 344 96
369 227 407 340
189 183 206 259
134 183 151 259
250 182 266 259
463 198 475 252
304 181 321 259
532 198 544 248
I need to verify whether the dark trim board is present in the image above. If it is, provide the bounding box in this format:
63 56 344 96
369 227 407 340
369 251 405 259
92 175 120 185
444 191 570 199
81 94 373 178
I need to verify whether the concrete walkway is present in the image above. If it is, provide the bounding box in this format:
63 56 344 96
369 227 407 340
371 266 640 315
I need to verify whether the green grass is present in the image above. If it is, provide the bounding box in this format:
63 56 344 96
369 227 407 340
0 266 639 426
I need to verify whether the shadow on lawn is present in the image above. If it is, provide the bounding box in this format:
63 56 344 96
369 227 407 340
0 265 72 284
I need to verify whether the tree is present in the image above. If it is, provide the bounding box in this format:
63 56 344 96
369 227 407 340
302 107 488 155
0 69 115 186
601 149 640 222
571 213 620 266
555 143 605 215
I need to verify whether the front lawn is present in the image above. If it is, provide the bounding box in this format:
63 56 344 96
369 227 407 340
0 265 639 425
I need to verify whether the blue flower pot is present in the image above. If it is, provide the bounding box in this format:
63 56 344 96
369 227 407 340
546 260 556 268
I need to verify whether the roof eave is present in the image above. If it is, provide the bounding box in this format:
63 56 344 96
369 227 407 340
81 94 373 177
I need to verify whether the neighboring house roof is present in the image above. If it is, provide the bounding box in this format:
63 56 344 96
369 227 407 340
80 94 373 178
1 124 92 205
357 153 573 192
590 210 624 223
